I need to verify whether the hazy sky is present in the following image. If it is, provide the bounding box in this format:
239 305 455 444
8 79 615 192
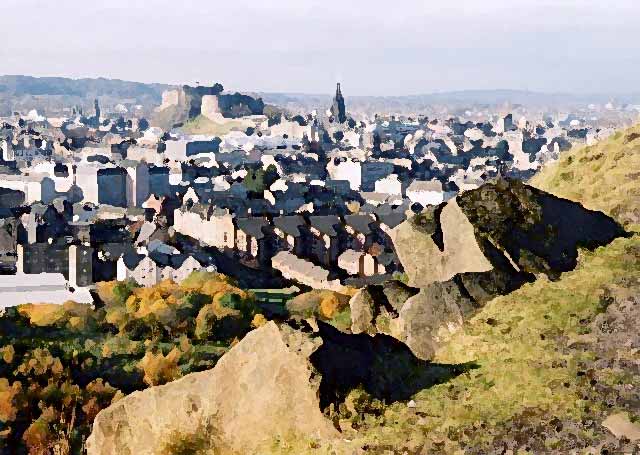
1 0 639 95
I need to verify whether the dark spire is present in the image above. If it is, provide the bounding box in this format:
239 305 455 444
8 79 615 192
330 82 346 124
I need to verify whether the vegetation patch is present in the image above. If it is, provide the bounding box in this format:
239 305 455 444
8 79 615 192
0 272 261 454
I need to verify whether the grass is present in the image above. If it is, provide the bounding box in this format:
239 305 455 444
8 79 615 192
180 115 251 136
328 234 640 453
317 127 640 453
530 125 640 229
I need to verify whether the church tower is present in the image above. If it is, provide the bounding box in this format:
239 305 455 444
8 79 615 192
330 83 346 123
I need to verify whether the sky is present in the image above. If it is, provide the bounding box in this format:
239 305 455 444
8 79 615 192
1 0 639 96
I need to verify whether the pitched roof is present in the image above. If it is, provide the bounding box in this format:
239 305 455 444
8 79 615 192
235 217 269 239
309 215 341 236
344 214 375 234
273 215 305 237
122 250 145 269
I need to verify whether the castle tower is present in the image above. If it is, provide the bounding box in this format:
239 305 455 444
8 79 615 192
330 83 346 123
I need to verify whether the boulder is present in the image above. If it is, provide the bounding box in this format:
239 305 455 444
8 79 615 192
349 282 419 336
87 318 475 453
391 198 493 288
356 180 626 360
86 321 337 455
393 179 626 290
349 280 475 360
349 287 376 335
396 281 476 360
603 413 640 441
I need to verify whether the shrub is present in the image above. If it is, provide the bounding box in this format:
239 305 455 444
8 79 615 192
138 348 182 386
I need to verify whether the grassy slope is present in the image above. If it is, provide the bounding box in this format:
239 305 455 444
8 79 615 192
305 126 640 454
530 126 640 229
180 115 249 136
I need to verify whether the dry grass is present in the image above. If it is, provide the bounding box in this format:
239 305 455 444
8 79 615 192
531 125 640 229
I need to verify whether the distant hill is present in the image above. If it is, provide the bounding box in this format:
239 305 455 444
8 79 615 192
0 75 172 116
257 89 640 115
531 124 640 228
0 75 170 98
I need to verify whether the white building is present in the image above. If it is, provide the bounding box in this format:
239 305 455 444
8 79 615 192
406 180 453 207
173 206 236 249
0 273 93 308
326 157 362 191
374 174 403 196
117 254 207 286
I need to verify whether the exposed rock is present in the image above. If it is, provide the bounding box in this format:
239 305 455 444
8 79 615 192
602 413 640 441
348 280 476 360
87 317 476 454
391 198 492 288
349 287 376 334
367 179 627 360
393 178 626 290
86 321 337 455
382 280 420 311
396 281 476 360
349 282 419 336
456 178 627 280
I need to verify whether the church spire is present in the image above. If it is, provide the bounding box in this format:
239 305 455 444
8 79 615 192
330 82 346 123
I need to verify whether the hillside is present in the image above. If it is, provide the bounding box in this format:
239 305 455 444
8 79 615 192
0 75 170 116
278 129 638 453
531 125 640 229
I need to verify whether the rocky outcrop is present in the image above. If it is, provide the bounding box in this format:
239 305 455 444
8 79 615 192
362 179 628 359
396 282 476 360
456 178 627 280
393 178 626 289
349 287 377 334
349 282 419 336
86 321 337 455
391 198 493 288
349 280 475 360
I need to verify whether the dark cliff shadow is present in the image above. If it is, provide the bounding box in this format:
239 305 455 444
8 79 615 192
309 320 478 409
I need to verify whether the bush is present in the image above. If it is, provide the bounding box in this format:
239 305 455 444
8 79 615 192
0 271 258 453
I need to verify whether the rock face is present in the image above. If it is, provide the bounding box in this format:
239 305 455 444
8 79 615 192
86 321 337 455
392 198 493 288
361 179 628 360
393 178 626 289
397 282 476 360
87 318 475 453
349 281 475 360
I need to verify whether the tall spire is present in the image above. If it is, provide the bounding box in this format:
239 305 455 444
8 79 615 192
330 82 346 123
